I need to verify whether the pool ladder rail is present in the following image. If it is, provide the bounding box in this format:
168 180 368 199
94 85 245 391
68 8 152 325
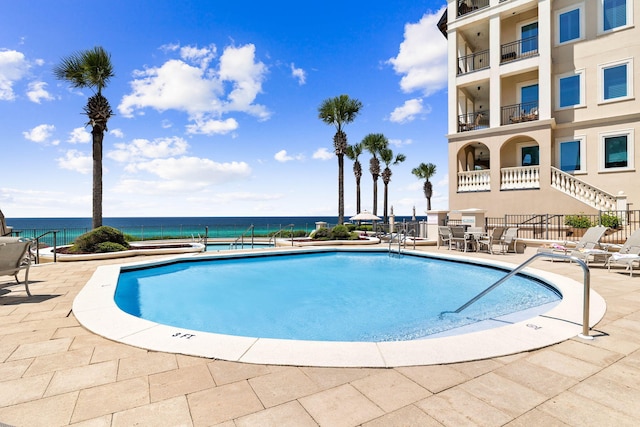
230 224 255 249
388 227 416 257
441 252 593 339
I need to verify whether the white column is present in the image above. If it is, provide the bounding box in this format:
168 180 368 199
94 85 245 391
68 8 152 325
448 0 459 135
537 0 552 120
489 12 501 128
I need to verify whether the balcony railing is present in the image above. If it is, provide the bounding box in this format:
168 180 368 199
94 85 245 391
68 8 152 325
458 111 489 132
500 166 540 190
500 36 538 63
458 49 489 75
458 170 490 192
501 101 538 125
458 0 490 17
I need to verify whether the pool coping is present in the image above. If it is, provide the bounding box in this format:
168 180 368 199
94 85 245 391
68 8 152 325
72 246 606 367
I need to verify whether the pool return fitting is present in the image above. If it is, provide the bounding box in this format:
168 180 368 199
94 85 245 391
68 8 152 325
441 252 593 340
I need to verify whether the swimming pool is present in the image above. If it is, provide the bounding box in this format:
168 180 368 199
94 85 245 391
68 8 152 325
73 247 607 367
115 251 561 342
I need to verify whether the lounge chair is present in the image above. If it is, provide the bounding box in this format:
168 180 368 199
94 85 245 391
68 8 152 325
537 225 608 261
477 226 505 254
606 229 640 276
0 209 12 236
0 237 33 296
437 226 452 249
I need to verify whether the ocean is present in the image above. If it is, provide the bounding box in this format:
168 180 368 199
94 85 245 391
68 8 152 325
7 216 417 246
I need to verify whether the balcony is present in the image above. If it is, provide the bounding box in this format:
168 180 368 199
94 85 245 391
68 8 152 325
457 165 541 192
458 111 489 132
500 36 538 64
458 50 489 75
457 0 490 17
458 170 490 192
501 101 538 126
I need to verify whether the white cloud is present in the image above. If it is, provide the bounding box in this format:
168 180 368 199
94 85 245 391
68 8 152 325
125 156 251 185
118 43 270 134
388 138 413 147
388 98 428 123
0 49 30 101
387 7 448 97
68 127 91 144
56 149 92 174
110 128 124 138
274 149 304 162
313 147 333 160
23 124 55 144
107 136 189 163
290 63 306 85
26 81 54 103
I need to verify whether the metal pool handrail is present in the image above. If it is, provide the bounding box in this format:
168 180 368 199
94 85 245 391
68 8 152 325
443 252 592 339
231 224 255 249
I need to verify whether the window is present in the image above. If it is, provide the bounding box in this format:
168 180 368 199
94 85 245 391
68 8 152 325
600 130 634 171
520 145 539 166
557 70 585 109
599 0 633 33
557 5 584 45
520 22 538 54
558 137 586 173
599 59 633 103
518 82 539 113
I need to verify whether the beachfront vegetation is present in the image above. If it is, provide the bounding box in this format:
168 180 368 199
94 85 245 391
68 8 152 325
362 133 388 217
318 95 363 224
380 147 406 223
412 163 437 211
345 142 364 216
54 46 115 229
310 225 359 240
69 226 130 253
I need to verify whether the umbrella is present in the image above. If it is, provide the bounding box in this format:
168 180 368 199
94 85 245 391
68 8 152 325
349 210 381 221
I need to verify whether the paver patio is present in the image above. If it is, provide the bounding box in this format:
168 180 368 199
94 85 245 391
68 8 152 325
1 245 639 426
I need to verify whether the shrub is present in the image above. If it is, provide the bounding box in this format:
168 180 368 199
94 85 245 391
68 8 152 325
600 212 620 229
95 242 130 253
330 225 351 240
311 227 331 240
71 226 130 253
565 214 593 229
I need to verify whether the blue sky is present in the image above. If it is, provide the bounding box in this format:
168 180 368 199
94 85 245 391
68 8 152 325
0 0 449 218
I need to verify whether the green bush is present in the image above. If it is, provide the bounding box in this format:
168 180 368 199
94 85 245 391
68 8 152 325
330 225 351 240
71 226 130 253
311 227 331 240
95 242 130 253
564 214 593 229
600 212 620 229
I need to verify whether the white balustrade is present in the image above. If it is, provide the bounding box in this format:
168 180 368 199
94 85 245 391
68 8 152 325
550 167 619 211
457 170 491 192
500 166 540 190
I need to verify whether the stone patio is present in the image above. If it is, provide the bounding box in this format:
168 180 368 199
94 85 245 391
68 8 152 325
1 245 639 426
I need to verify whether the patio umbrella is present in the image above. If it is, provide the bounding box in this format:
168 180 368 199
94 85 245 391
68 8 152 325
349 210 381 221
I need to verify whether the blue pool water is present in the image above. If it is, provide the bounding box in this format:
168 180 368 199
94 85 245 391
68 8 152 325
114 251 561 342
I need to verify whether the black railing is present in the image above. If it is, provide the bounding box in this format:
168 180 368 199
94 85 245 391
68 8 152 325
501 101 538 125
458 49 489 75
458 0 490 17
458 111 490 132
500 36 538 63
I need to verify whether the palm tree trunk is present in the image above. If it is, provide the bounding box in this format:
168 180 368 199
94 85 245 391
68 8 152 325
372 178 378 216
383 184 389 223
356 178 361 215
92 127 104 229
338 154 344 224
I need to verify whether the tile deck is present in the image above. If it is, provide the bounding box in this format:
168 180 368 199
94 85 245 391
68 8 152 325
1 245 639 426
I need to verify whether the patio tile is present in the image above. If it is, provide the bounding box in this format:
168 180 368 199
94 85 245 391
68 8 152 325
52 325 93 339
415 387 512 427
450 358 504 378
207 359 270 386
0 357 33 380
234 401 317 427
300 366 376 389
396 364 471 393
149 364 215 402
525 349 601 380
111 395 193 427
504 408 570 426
351 369 431 412
116 351 177 380
361 404 441 427
494 360 578 396
24 347 93 377
299 383 384 427
552 339 623 367
0 391 78 427
68 415 112 426
71 377 149 423
570 368 640 418
537 390 638 426
90 342 148 363
7 337 72 361
187 380 264 426
248 367 320 408
0 373 52 407
44 360 118 397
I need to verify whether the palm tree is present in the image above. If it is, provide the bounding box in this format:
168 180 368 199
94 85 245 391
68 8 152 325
412 162 437 211
318 95 363 224
345 143 364 216
54 46 114 229
380 148 406 223
362 133 388 216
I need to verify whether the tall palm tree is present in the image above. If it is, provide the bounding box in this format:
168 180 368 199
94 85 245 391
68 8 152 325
412 162 437 211
318 95 363 224
54 46 114 229
362 133 388 216
345 143 364 216
380 148 406 223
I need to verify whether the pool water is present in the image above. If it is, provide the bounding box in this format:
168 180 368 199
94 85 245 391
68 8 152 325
115 251 561 342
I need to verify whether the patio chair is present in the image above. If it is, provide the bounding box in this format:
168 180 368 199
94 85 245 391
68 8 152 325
477 226 505 255
500 227 520 253
0 209 12 236
450 225 474 252
437 226 452 249
537 225 608 261
0 237 33 296
606 228 640 276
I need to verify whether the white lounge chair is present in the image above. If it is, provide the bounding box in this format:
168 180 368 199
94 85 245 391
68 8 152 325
606 229 640 276
537 225 608 262
0 237 33 296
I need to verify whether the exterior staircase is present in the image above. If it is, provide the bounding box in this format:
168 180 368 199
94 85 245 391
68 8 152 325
550 167 626 212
